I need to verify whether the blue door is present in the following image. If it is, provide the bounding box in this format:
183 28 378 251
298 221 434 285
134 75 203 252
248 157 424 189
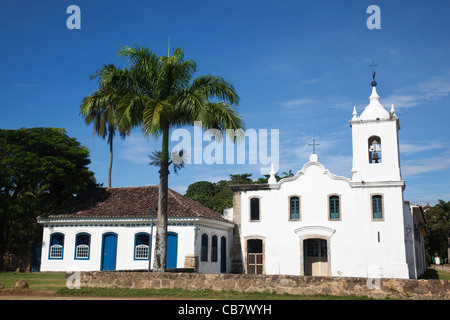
32 243 42 272
166 232 178 269
101 233 117 271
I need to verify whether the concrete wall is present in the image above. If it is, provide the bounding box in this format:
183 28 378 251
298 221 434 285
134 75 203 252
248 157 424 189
78 271 450 300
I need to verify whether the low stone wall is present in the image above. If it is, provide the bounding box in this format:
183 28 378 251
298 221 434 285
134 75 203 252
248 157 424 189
78 272 450 300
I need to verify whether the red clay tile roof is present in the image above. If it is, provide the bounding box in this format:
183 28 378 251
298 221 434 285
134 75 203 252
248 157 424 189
40 186 232 224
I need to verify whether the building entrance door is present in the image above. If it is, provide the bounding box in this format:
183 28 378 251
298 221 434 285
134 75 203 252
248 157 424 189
304 239 328 276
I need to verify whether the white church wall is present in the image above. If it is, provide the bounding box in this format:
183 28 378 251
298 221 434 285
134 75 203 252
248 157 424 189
236 160 411 279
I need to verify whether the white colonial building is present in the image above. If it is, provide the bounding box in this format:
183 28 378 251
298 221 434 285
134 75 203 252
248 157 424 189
38 186 234 273
37 80 427 279
229 81 427 279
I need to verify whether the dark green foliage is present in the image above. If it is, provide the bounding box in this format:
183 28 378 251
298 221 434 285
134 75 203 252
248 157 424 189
425 200 450 262
185 171 295 214
0 127 96 269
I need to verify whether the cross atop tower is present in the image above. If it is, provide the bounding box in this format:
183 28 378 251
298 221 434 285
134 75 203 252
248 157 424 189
369 60 378 87
309 139 319 154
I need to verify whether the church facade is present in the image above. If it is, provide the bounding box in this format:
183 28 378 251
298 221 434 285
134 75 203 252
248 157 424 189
229 82 427 279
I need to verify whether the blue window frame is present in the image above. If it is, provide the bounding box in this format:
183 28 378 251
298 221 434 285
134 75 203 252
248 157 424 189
290 196 300 220
329 196 340 220
49 233 64 259
134 233 150 260
372 195 383 220
75 233 90 260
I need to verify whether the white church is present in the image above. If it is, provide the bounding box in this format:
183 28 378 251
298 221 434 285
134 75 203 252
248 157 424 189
37 79 427 279
228 80 427 279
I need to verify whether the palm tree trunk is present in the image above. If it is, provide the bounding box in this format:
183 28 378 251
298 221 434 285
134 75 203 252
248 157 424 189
108 134 113 188
153 126 170 272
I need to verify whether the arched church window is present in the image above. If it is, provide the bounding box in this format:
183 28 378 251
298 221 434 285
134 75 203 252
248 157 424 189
368 136 382 163
372 195 383 220
201 234 208 261
289 196 300 220
329 195 340 220
250 197 260 221
211 235 218 262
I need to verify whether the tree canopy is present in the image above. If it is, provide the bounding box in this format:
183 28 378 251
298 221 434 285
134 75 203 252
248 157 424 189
424 200 450 262
0 127 96 269
185 171 295 214
109 45 244 272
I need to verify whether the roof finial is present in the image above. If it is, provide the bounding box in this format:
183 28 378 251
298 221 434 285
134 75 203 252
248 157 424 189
268 163 277 184
352 106 358 120
369 60 378 87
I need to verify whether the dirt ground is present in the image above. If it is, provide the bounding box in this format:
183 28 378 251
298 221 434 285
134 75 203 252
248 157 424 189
0 289 187 300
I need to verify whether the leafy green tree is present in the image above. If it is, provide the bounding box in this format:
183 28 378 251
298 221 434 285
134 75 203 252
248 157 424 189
185 181 216 206
425 200 450 262
229 173 253 184
115 46 244 272
80 64 130 187
0 128 96 269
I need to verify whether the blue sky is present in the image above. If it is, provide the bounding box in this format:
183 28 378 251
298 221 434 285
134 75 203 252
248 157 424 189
1 0 449 206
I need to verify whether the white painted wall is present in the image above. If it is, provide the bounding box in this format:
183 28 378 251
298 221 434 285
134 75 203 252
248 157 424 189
237 155 411 279
39 218 234 274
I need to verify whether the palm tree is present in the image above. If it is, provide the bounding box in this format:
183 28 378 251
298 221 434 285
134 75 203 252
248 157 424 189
80 64 130 188
116 45 245 272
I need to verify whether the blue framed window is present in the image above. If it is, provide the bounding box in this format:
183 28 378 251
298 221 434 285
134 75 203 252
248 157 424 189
75 233 90 260
201 234 208 261
372 195 383 220
289 196 300 220
49 233 64 259
134 233 150 260
329 196 340 220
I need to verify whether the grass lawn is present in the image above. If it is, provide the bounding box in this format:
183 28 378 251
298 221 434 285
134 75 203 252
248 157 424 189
419 268 450 280
0 272 66 291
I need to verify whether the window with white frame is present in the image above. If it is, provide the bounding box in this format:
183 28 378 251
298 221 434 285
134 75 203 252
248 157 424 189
49 233 64 259
75 233 90 259
134 233 150 260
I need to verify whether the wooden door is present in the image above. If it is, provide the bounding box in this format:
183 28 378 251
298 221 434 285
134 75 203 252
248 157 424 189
304 239 328 276
247 253 263 274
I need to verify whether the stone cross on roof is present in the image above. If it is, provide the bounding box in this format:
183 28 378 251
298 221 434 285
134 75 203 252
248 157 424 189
309 139 319 154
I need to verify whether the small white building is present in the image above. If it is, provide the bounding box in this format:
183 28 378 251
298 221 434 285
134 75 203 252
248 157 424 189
229 81 427 279
37 186 234 273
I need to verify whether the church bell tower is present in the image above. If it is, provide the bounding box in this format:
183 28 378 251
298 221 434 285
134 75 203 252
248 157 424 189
350 77 402 184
